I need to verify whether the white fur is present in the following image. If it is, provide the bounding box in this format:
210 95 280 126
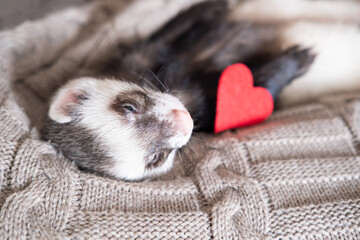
52 78 192 180
151 93 193 148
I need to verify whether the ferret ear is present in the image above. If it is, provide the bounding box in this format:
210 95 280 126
49 78 94 123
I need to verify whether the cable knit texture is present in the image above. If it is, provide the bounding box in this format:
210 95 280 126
0 0 360 239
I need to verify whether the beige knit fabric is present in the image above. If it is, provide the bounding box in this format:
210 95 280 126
1 0 360 239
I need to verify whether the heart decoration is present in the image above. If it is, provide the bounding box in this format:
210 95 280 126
214 63 274 133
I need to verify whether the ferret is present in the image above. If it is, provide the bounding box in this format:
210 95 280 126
41 1 317 180
42 78 193 179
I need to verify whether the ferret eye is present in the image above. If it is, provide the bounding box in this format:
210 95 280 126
122 104 136 113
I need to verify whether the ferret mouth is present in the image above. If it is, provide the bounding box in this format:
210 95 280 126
146 149 173 169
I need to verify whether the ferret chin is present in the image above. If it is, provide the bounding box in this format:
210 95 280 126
41 77 193 181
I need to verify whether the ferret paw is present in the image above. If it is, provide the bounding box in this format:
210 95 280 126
284 45 316 78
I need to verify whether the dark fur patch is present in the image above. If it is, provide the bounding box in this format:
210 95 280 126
41 117 114 176
110 90 155 116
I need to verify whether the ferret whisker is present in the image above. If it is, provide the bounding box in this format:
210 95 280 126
188 147 195 158
181 146 197 176
146 68 169 93
162 72 170 93
177 149 184 166
160 65 171 92
163 75 170 93
176 149 185 175
131 71 161 92
170 90 186 101
189 147 198 174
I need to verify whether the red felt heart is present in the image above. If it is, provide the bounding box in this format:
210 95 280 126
214 63 274 133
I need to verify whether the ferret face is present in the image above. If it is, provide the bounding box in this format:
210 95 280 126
44 77 193 180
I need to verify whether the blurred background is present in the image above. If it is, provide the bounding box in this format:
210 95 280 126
0 0 83 29
1 0 359 108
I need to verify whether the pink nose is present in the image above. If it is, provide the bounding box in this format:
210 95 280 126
170 109 193 136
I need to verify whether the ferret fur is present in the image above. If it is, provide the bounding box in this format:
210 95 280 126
42 0 360 181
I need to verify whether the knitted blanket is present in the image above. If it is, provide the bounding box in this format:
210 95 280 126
1 0 360 239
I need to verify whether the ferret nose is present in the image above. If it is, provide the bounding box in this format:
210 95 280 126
170 109 193 136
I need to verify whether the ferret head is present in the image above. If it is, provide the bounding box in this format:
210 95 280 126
42 77 193 181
